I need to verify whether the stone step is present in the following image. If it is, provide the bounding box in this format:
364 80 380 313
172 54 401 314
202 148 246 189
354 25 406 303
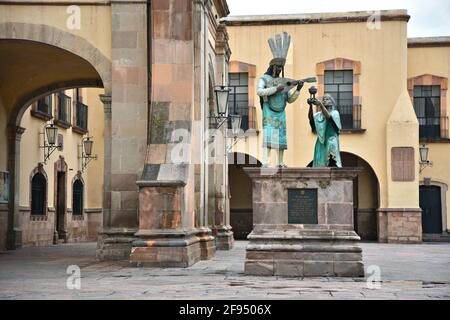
423 233 450 242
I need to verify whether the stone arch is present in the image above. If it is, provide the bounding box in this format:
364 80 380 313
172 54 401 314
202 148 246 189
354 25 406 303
1 23 111 249
29 163 49 218
0 22 111 126
341 151 380 240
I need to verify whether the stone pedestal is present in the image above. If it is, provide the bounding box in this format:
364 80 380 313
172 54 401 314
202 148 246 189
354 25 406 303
243 167 364 277
129 181 215 267
212 225 234 250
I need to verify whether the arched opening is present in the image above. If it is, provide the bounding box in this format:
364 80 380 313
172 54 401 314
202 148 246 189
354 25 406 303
0 31 109 250
306 152 380 240
228 152 262 240
341 152 380 240
31 173 47 216
72 179 84 217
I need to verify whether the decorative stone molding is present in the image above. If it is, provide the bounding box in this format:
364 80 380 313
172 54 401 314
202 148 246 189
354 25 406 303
316 57 362 103
223 10 410 26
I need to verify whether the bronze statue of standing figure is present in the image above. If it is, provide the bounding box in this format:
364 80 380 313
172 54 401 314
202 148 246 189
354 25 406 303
307 89 342 168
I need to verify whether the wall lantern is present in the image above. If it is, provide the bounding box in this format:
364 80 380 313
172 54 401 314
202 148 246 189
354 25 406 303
40 122 62 164
79 135 98 172
419 144 432 173
208 83 246 153
215 85 231 117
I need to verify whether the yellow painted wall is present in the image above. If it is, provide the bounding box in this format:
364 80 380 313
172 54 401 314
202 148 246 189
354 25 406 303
19 88 104 210
0 4 111 60
228 19 418 210
409 46 450 230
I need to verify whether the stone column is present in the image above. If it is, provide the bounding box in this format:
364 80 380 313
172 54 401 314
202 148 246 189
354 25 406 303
211 23 233 250
129 0 216 267
99 93 111 230
96 0 149 260
6 125 25 250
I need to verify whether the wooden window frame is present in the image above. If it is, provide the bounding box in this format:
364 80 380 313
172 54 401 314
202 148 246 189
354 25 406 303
30 95 53 121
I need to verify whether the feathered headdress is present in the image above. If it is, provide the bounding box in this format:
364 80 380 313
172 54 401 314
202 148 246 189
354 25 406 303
268 32 291 67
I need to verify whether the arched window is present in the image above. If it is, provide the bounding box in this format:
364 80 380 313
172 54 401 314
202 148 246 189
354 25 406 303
72 179 84 215
31 173 46 215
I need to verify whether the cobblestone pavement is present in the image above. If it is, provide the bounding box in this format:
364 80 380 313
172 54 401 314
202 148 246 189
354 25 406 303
0 241 449 300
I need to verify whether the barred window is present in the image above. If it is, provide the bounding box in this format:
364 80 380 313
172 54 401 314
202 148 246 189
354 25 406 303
413 85 441 139
324 70 356 129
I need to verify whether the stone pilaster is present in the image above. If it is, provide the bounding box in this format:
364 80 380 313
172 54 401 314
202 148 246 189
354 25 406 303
210 22 234 250
6 125 25 250
96 0 149 260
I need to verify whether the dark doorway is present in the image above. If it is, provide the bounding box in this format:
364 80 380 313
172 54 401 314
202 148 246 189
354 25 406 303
420 186 442 234
229 153 261 240
55 171 67 243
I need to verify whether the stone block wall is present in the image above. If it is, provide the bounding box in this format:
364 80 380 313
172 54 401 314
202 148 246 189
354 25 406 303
0 204 8 250
249 168 355 228
377 208 422 243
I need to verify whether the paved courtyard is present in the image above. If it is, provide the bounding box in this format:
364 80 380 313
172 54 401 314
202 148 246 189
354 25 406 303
0 241 449 300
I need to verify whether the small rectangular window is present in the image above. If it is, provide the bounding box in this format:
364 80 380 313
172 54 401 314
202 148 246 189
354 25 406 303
37 96 52 116
228 72 249 131
324 70 357 129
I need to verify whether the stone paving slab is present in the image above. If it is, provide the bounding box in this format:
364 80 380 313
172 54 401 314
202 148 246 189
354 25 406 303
0 241 449 300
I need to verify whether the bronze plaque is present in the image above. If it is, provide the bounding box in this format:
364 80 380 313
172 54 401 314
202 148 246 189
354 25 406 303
288 188 318 224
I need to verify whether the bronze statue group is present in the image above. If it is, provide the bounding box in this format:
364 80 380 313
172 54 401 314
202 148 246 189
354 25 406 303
257 32 342 168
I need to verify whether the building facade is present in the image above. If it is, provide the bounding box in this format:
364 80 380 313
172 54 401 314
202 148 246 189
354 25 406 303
0 3 448 267
224 10 450 243
0 88 104 249
0 0 234 267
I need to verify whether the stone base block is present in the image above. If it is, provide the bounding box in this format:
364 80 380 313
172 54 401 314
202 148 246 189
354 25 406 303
96 229 137 261
245 224 365 278
130 229 204 267
197 227 216 260
377 208 422 243
212 225 234 250
6 228 22 250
